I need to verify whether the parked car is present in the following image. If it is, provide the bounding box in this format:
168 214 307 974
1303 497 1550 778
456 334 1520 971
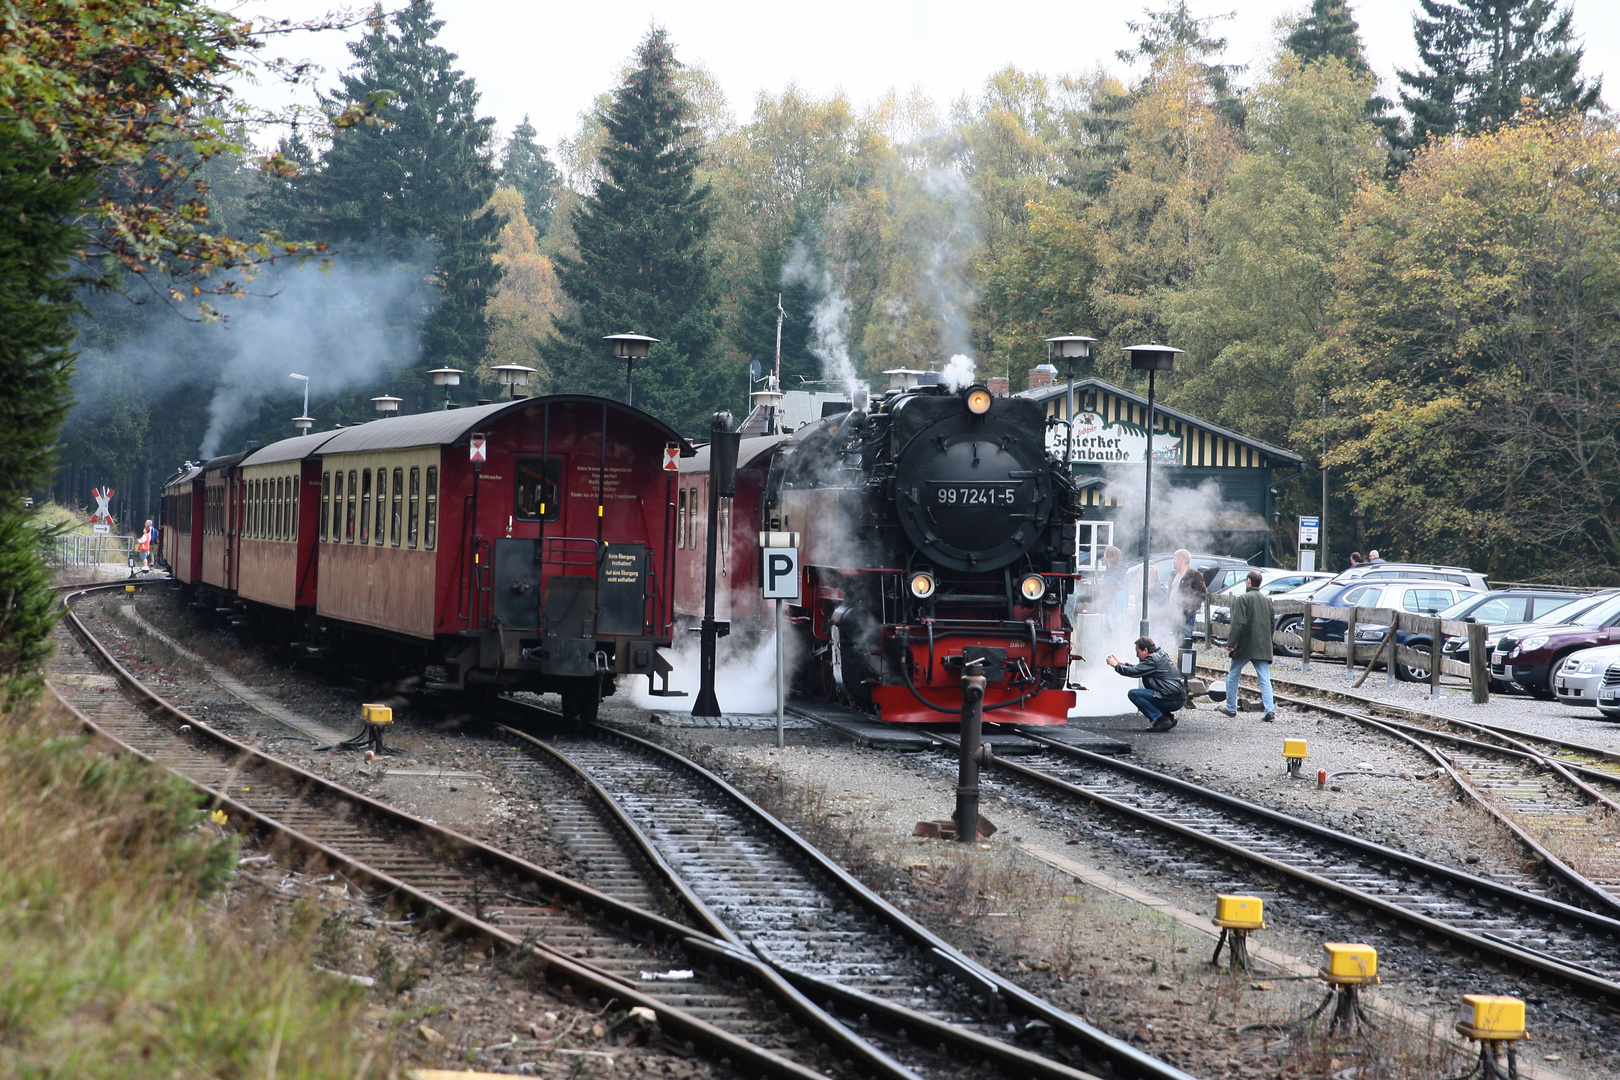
1492 591 1620 697
1553 644 1620 708
1276 579 1482 660
1197 570 1333 642
1128 552 1251 591
1594 661 1620 720
1445 592 1607 676
1356 589 1585 682
1271 577 1355 656
1330 562 1489 591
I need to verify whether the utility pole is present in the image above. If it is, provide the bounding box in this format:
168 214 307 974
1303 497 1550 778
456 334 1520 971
1321 394 1329 573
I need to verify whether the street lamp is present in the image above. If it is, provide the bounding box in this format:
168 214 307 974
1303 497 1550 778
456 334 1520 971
290 373 314 433
1121 342 1184 639
1045 335 1096 471
428 367 463 410
492 364 536 400
604 334 658 406
371 394 402 417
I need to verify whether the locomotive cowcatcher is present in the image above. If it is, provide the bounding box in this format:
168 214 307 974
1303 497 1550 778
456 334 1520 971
765 379 1083 723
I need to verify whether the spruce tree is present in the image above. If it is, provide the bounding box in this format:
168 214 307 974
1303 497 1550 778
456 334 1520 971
1286 0 1369 74
541 29 723 436
291 2 502 374
1117 1 1247 125
501 118 561 237
1399 0 1600 146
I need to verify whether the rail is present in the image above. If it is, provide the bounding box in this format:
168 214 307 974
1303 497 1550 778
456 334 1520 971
53 532 137 567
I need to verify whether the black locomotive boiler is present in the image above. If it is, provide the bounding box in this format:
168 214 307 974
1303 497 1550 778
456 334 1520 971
767 377 1082 723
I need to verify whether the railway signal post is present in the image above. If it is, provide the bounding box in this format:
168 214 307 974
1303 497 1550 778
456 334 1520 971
695 412 741 718
957 662 987 842
760 532 801 748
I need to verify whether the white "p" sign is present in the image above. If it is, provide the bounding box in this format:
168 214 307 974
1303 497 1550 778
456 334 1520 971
761 547 800 600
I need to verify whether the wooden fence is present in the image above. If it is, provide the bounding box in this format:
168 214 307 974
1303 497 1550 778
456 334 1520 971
1203 597 1492 703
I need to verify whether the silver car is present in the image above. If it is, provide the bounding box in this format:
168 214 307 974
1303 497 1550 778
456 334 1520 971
1553 645 1620 708
1595 661 1620 719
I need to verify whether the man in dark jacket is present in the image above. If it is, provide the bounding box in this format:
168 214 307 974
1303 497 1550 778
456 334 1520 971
1107 636 1185 731
1222 570 1276 721
1168 548 1208 641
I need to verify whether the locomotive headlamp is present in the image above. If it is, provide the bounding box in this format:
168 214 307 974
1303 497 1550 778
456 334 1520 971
909 570 937 599
1019 573 1047 601
964 385 993 415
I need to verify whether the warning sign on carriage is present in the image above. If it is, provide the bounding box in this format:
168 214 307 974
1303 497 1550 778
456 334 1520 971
469 433 487 462
663 443 680 472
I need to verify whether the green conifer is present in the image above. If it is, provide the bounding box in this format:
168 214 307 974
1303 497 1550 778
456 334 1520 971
500 118 562 238
541 29 723 436
1398 0 1601 146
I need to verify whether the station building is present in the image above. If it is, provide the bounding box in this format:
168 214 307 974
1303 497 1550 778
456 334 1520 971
1018 366 1306 567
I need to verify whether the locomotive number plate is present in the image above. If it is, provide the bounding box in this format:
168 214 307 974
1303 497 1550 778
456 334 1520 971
931 483 1020 507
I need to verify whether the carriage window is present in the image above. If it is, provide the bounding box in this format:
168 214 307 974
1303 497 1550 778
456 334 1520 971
246 479 254 537
275 477 284 540
687 487 698 549
331 471 344 541
320 472 330 542
407 467 420 548
373 468 386 545
345 469 357 542
676 489 686 549
424 467 438 550
290 475 299 541
390 468 403 547
514 458 561 522
359 469 372 543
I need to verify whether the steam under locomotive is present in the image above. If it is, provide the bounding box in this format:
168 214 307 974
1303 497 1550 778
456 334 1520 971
765 377 1083 724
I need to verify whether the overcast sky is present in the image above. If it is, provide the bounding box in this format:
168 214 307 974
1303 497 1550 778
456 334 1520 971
237 0 1617 156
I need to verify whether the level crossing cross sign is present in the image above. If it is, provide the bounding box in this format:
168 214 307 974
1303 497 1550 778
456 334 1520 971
91 486 114 523
663 443 681 472
469 433 487 462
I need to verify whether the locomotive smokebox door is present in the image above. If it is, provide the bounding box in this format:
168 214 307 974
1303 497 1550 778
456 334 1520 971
543 575 596 676
597 543 647 636
492 539 540 629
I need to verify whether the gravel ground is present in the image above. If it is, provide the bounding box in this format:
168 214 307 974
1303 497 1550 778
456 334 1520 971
64 584 717 1080
83 581 1620 1078
1200 645 1620 755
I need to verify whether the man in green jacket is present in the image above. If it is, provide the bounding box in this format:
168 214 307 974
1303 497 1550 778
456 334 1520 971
1221 569 1275 721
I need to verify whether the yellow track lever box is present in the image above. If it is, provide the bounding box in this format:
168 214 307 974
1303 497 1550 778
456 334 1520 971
1321 943 1378 983
1457 995 1525 1040
1214 894 1265 929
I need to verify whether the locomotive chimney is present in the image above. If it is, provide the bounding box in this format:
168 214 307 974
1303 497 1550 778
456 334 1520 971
1027 364 1056 390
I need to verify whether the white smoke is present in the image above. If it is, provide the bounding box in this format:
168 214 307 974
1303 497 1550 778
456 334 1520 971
780 241 859 396
940 353 976 391
71 244 437 459
628 626 796 715
917 167 979 361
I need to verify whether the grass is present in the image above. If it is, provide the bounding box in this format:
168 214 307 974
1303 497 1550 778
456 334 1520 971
0 696 385 1079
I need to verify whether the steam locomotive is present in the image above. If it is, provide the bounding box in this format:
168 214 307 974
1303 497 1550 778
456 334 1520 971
764 377 1083 723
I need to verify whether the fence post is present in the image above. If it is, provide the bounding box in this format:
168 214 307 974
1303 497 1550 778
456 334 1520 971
1345 605 1359 681
1386 611 1399 686
1430 617 1442 697
1468 622 1489 704
1301 603 1313 672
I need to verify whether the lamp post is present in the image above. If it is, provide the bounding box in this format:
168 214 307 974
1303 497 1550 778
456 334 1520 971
428 367 463 410
604 334 658 407
371 394 402 417
1044 335 1096 470
290 373 314 433
1122 343 1184 639
492 364 536 400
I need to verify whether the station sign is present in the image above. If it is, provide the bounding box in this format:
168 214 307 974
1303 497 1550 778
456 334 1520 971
1298 515 1320 545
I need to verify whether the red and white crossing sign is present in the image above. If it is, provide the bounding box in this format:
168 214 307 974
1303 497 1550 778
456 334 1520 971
662 442 680 472
469 433 487 462
91 486 115 523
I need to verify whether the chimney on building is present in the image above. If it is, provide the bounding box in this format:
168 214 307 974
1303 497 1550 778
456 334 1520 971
1027 363 1057 390
986 376 1010 397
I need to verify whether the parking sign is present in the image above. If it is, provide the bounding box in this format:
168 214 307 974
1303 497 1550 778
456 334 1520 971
762 547 800 600
1298 515 1320 545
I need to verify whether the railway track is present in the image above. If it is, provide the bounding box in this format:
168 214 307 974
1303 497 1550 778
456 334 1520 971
497 705 1198 1080
1206 667 1620 914
45 583 879 1080
912 725 1620 1011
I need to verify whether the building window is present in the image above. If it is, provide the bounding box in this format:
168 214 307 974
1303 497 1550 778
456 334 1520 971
390 468 403 547
359 469 372 544
373 468 386 545
407 467 420 548
514 457 561 522
345 469 357 542
320 471 330 541
424 467 438 550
